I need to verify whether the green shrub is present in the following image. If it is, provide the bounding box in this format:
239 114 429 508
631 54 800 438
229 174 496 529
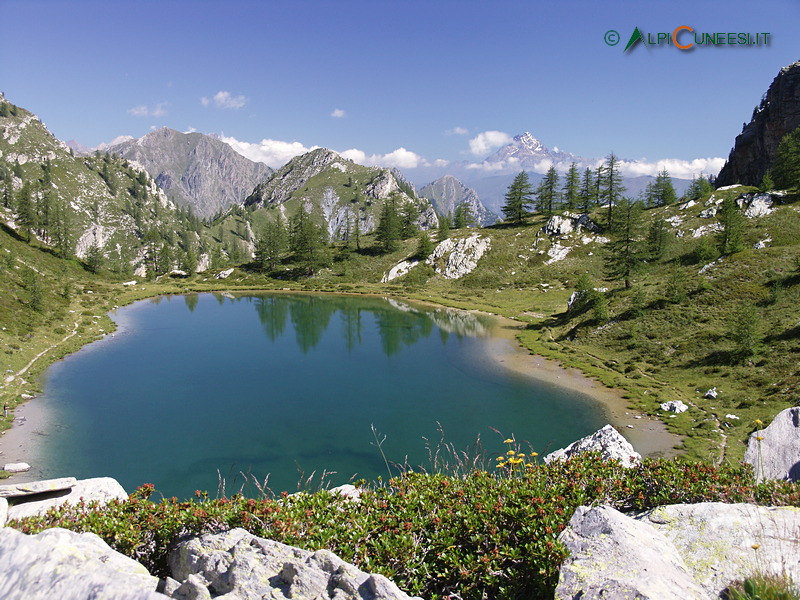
10 457 800 600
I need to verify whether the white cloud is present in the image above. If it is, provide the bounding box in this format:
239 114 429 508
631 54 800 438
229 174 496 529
330 108 346 118
184 127 197 134
445 126 469 136
618 157 726 179
201 91 248 110
219 136 315 168
128 102 168 118
340 147 428 169
468 130 513 156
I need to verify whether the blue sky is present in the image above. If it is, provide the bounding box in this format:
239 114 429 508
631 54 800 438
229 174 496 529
1 0 798 178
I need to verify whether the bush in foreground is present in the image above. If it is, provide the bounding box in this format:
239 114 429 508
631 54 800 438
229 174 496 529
11 456 800 600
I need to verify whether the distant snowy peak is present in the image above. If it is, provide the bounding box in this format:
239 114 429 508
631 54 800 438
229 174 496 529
485 132 582 170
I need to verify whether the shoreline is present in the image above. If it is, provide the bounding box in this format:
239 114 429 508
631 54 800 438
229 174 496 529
0 289 680 482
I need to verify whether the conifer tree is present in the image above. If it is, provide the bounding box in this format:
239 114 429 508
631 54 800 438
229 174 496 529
255 218 288 271
501 171 534 223
291 206 329 275
716 196 745 254
651 168 677 206
598 153 625 228
437 212 451 241
604 197 643 289
535 166 560 216
415 230 435 259
453 203 475 229
376 195 402 252
578 167 596 212
562 162 580 210
771 127 800 189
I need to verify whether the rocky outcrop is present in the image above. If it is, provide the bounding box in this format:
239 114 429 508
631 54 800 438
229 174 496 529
557 503 800 600
246 148 341 207
744 406 800 482
168 528 421 600
543 213 599 237
544 424 640 468
419 175 498 226
426 234 491 279
6 477 128 520
717 61 800 186
660 400 689 414
108 128 272 218
0 527 164 600
381 259 420 283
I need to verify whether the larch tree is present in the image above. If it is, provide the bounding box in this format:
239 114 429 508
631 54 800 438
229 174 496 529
501 171 534 223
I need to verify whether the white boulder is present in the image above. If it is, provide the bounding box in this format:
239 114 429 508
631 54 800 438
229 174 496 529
215 268 234 279
381 259 420 283
544 424 641 468
8 477 128 520
744 407 800 482
2 463 30 473
660 400 689 414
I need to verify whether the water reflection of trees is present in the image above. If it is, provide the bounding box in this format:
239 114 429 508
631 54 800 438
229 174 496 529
248 294 489 356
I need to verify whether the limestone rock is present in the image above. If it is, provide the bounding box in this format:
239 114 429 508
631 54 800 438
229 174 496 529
555 505 706 600
744 406 800 482
545 242 570 264
717 61 800 186
382 259 420 283
169 528 421 600
638 502 800 598
8 476 128 520
2 462 30 473
426 234 490 279
743 193 775 218
0 497 7 527
703 387 718 399
557 503 800 600
215 268 234 279
0 527 164 600
544 215 574 236
0 476 77 498
660 400 689 414
544 424 641 468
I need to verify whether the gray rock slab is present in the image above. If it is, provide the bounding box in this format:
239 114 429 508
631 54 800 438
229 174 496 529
638 502 800 598
744 407 800 482
0 526 165 600
545 424 641 468
2 462 31 473
555 505 706 600
169 527 422 600
0 477 77 498
8 476 127 520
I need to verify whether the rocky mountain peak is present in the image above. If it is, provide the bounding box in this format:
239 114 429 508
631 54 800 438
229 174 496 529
514 132 546 154
716 60 800 187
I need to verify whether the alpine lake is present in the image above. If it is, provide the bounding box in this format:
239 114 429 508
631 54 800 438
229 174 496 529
28 293 608 499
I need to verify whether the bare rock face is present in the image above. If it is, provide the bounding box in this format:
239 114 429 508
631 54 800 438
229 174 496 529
555 502 800 600
246 148 340 207
419 175 499 226
426 234 491 279
109 127 272 218
168 528 421 600
544 424 641 468
717 60 800 186
557 503 800 600
556 505 706 600
744 406 800 482
0 527 164 600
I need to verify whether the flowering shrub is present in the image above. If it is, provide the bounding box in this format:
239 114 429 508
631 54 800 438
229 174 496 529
11 455 800 600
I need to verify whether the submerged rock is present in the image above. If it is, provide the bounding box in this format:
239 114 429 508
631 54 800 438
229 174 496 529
544 424 641 468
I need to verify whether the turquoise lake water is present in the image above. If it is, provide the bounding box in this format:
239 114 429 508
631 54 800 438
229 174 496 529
33 293 606 498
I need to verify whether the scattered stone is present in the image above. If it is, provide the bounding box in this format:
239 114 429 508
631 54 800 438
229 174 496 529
753 237 772 249
0 527 164 600
169 528 421 600
0 477 77 498
698 206 718 218
122 280 138 286
329 483 363 502
544 424 641 468
678 199 697 210
545 242 571 264
744 406 800 482
660 400 689 414
702 387 718 399
725 414 740 420
215 268 234 279
2 462 30 473
8 477 128 520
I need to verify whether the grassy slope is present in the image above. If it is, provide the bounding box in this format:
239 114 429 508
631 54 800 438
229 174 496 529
3 186 800 470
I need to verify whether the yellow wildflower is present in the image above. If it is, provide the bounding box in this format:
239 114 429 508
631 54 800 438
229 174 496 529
504 438 514 444
507 450 516 455
752 543 761 550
